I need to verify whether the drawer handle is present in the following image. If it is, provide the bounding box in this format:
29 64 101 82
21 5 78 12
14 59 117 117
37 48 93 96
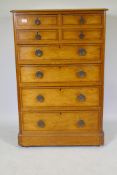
37 120 45 128
77 94 86 102
37 95 44 102
35 71 44 78
77 120 85 128
35 18 41 25
79 16 85 24
79 32 85 39
35 32 41 40
35 49 43 57
76 71 86 78
78 48 87 56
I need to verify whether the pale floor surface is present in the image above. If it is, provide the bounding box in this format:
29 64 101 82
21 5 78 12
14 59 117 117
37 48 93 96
0 120 117 175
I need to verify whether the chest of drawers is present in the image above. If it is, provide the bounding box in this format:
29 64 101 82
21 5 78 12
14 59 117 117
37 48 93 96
11 9 108 146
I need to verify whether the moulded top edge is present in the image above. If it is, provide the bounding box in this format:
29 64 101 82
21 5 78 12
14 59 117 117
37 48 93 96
10 8 108 13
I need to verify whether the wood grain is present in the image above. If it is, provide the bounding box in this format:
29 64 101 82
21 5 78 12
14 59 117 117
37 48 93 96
11 9 107 146
18 132 104 146
62 14 102 25
17 45 102 62
21 87 100 108
20 64 101 83
16 14 58 29
62 29 103 43
16 29 59 44
22 111 100 131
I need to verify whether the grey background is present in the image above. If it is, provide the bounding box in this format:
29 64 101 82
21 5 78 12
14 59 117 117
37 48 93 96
0 0 117 175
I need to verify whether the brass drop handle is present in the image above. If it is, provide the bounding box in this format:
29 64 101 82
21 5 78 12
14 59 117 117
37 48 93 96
35 18 41 25
35 49 43 57
77 120 85 128
37 95 44 102
37 120 45 128
78 48 87 56
77 94 86 102
76 70 86 78
79 16 85 24
79 32 85 39
35 32 41 40
35 71 44 78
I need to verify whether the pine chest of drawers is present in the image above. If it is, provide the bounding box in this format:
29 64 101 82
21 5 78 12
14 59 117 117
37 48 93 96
11 9 108 146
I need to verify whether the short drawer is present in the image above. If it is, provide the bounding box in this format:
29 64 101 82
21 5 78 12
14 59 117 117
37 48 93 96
15 14 58 28
62 29 103 43
20 65 101 83
17 45 102 62
21 87 100 108
16 30 59 44
22 111 100 131
62 14 103 26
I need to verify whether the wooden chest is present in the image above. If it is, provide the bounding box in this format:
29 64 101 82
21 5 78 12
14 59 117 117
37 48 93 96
11 9 108 146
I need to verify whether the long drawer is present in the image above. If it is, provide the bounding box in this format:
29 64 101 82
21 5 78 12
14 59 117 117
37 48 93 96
22 111 100 131
21 87 100 108
17 45 102 63
20 64 101 83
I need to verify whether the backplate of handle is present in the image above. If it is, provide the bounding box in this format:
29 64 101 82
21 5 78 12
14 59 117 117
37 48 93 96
36 95 44 102
35 32 41 40
35 49 43 57
76 120 85 127
76 70 86 78
35 71 44 78
79 16 85 24
37 120 45 128
77 94 86 102
79 32 85 39
35 18 41 25
78 48 87 56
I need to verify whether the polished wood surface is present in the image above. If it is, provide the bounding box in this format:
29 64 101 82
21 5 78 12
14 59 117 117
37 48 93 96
20 64 101 83
17 45 102 62
11 9 107 146
62 14 102 25
19 133 104 146
16 30 59 44
11 9 108 13
22 87 100 108
16 14 58 28
62 29 103 43
22 111 100 131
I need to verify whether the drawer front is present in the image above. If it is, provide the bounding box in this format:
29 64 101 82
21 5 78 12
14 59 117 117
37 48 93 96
18 45 102 62
62 29 103 43
15 15 58 28
62 14 102 26
22 111 100 131
20 65 101 83
16 30 59 44
21 87 100 108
